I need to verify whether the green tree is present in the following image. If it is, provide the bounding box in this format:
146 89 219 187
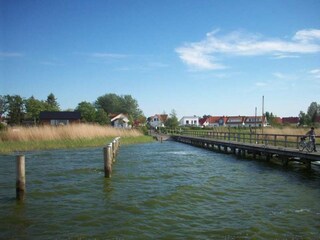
25 96 47 123
120 95 143 119
5 95 25 125
95 93 143 120
298 111 310 126
265 111 279 126
165 110 179 129
0 95 6 117
46 93 60 111
75 101 96 123
305 102 319 125
96 93 121 114
95 108 110 125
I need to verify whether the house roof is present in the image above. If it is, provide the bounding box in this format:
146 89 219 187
205 116 226 124
181 116 199 119
244 116 266 122
199 118 207 125
111 113 129 123
150 114 168 122
226 116 245 122
39 111 81 120
282 117 299 124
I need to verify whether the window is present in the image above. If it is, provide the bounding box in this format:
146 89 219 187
50 119 69 126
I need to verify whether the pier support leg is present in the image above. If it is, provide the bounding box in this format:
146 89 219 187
304 159 311 170
16 155 26 201
241 149 246 158
281 156 289 167
266 154 271 162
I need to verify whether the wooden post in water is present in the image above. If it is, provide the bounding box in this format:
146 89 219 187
111 140 115 162
16 155 26 201
103 144 112 178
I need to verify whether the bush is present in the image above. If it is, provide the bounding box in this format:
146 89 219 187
0 122 7 131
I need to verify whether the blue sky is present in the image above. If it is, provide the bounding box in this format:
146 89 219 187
1 0 320 119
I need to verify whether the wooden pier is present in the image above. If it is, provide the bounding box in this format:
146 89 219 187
171 134 320 169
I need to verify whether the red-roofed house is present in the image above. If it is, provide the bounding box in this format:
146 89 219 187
226 116 245 127
203 116 227 127
148 114 168 128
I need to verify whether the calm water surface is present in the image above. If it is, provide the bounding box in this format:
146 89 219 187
0 141 320 239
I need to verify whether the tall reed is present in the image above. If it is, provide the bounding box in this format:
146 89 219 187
0 124 143 142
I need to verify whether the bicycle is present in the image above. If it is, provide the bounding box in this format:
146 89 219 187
298 136 315 152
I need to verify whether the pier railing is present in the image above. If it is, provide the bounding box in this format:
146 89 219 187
166 129 318 149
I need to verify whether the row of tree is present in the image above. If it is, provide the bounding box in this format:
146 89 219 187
0 93 60 125
0 93 145 126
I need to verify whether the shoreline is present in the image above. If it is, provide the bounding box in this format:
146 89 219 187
0 135 154 155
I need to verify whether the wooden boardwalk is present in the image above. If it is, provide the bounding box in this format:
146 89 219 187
171 135 320 169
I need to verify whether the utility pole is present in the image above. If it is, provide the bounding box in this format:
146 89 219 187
255 107 257 143
262 95 264 135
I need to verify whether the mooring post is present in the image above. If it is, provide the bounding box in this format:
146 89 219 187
116 137 120 153
112 140 116 162
104 144 113 178
16 155 26 201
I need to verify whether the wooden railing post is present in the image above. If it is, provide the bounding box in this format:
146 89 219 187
16 155 26 201
284 136 288 147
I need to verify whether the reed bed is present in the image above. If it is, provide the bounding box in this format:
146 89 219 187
0 124 143 142
259 127 309 136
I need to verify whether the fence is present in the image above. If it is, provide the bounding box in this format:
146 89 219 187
167 129 318 149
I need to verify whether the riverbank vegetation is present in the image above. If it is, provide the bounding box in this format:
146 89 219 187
0 93 146 126
0 124 153 154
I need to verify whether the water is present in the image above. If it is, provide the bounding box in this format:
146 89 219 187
1 141 320 239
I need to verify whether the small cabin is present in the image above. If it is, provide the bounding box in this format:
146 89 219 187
39 111 81 125
110 113 130 128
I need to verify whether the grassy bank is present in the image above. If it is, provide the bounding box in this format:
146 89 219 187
0 124 153 154
0 136 153 154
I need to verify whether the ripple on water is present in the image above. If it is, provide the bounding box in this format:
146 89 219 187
1 142 320 239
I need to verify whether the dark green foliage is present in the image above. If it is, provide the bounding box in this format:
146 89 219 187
75 101 97 123
95 93 143 119
165 110 179 129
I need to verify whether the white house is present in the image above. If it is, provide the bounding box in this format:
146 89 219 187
225 116 245 127
244 116 268 127
111 113 130 128
148 114 168 128
179 116 199 126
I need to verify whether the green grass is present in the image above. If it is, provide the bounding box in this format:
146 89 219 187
0 135 154 154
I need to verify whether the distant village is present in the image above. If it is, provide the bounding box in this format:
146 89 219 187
147 114 313 129
1 110 319 129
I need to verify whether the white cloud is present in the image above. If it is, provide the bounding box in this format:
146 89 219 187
309 68 320 78
175 46 226 70
293 29 320 43
176 29 320 70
